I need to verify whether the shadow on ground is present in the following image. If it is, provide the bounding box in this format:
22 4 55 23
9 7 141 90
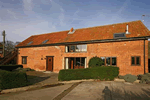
27 75 50 85
102 86 150 100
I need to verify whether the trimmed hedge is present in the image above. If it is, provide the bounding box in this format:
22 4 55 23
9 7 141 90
0 65 23 71
0 70 28 90
58 66 119 81
88 56 104 68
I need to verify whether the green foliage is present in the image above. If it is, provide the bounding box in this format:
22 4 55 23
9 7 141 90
0 65 23 71
88 56 104 68
124 74 137 83
13 67 35 72
58 66 119 81
118 75 124 79
139 74 150 84
0 70 28 90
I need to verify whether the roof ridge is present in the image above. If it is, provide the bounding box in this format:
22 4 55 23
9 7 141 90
31 20 141 37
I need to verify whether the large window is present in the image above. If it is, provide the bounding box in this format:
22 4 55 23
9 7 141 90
101 57 117 66
22 56 27 64
131 56 140 65
66 44 87 52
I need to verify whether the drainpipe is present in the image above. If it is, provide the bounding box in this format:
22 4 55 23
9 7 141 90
144 39 145 74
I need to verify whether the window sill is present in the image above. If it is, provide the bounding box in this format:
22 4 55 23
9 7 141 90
65 51 87 53
131 64 141 66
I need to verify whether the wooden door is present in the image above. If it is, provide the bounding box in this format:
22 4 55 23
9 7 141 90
47 56 53 71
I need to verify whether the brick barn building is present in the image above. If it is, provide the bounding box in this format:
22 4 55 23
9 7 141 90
16 20 150 75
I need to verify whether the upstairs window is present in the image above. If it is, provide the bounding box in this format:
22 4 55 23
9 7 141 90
131 56 140 65
27 41 33 45
42 39 49 44
113 33 126 39
66 44 87 52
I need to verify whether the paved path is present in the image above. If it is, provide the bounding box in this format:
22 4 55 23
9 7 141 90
62 81 150 100
0 81 150 100
0 83 74 100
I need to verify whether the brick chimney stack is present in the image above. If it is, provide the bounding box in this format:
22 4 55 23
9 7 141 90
70 27 74 32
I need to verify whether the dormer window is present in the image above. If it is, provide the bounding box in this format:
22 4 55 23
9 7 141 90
68 27 75 34
113 33 126 39
27 41 33 45
42 39 49 44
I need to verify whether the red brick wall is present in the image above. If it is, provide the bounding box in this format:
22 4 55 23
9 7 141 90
17 40 149 75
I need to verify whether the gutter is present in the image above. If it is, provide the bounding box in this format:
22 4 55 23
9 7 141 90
15 36 150 48
144 39 145 74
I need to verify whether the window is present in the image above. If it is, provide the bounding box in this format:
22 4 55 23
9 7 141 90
22 56 27 64
27 41 33 45
113 33 126 39
76 58 80 66
106 57 110 65
66 44 87 52
131 56 140 65
101 57 105 65
101 57 117 66
42 39 49 44
112 57 116 65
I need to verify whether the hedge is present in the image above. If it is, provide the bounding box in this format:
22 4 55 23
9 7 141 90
0 65 23 71
0 70 28 90
58 66 119 81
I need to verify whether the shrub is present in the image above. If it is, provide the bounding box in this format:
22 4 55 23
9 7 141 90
13 67 35 72
124 74 137 83
137 74 143 80
0 70 28 90
58 66 119 81
0 65 23 71
139 75 150 84
88 56 104 68
118 75 124 79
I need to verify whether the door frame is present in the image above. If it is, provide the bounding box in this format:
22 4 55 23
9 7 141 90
46 56 54 71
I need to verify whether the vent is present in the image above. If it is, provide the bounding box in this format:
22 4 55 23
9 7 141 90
68 27 75 34
42 39 49 44
27 41 33 45
113 33 126 39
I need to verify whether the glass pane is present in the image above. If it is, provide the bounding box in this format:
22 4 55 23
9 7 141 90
81 58 85 66
67 46 70 52
70 45 75 52
76 45 82 52
136 57 140 65
82 45 87 51
106 57 110 65
112 57 116 65
22 57 26 64
132 57 135 65
101 57 105 65
76 58 80 66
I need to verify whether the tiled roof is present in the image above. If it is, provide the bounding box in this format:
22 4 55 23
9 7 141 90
16 20 150 47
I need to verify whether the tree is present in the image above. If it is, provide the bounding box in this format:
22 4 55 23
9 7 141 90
1 41 16 52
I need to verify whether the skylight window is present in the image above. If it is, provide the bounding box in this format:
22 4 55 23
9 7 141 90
113 33 126 39
42 39 49 44
27 41 33 45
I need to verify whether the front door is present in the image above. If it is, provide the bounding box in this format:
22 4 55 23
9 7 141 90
47 56 53 71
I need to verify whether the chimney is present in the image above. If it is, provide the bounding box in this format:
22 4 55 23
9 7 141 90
126 24 130 34
70 27 74 32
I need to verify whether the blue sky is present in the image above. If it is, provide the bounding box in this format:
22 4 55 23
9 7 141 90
0 0 150 43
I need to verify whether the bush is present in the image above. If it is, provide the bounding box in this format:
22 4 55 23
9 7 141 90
0 70 28 90
13 67 35 72
58 66 119 81
137 74 143 80
118 75 124 79
139 74 150 84
88 56 104 68
0 65 23 71
124 74 137 83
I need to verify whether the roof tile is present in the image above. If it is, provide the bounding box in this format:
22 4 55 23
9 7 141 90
16 20 150 47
